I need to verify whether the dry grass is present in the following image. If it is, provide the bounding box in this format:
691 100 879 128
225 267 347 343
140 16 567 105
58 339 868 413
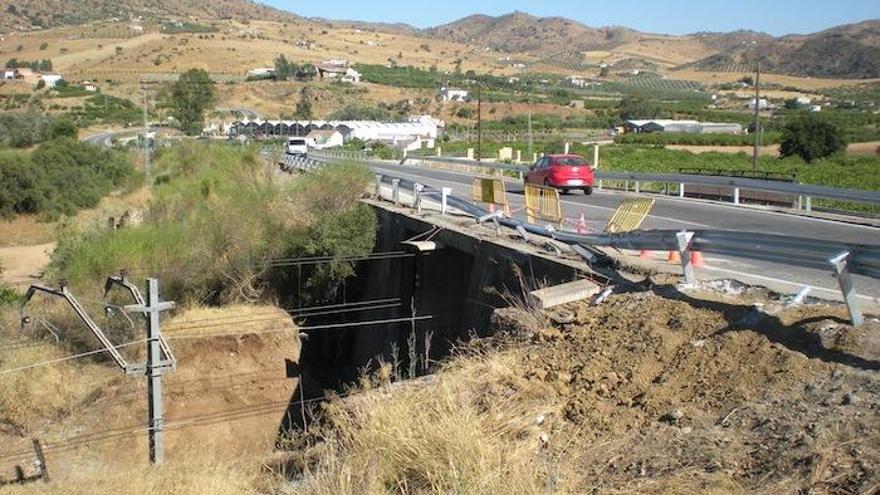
290 352 567 495
1 456 266 495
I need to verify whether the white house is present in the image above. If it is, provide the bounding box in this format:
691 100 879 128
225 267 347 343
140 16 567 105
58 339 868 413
3 69 17 80
566 75 586 87
796 96 812 106
306 129 344 149
439 87 468 102
340 67 361 83
746 98 772 111
810 105 822 113
41 74 63 88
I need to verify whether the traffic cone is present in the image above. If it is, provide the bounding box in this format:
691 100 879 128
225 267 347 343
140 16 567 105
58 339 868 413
690 251 705 268
639 250 652 259
576 213 587 234
667 250 681 263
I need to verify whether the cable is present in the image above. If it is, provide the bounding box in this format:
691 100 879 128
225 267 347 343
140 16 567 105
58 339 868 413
0 390 360 463
161 297 402 331
166 315 434 341
0 339 147 377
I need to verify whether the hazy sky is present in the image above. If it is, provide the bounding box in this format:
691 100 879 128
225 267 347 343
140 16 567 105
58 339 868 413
262 0 878 35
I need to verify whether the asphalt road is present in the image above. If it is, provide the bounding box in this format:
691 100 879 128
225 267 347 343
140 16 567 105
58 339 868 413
369 160 880 305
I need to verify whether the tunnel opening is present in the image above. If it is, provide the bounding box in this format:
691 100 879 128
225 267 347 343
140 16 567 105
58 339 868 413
277 206 587 438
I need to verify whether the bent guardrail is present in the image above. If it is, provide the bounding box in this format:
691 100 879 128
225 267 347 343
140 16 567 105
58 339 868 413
302 153 878 325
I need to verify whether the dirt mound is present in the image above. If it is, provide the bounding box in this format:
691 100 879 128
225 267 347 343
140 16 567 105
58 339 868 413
503 291 879 493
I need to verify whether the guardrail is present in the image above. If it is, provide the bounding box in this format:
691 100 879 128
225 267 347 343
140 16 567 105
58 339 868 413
300 152 878 326
312 151 880 210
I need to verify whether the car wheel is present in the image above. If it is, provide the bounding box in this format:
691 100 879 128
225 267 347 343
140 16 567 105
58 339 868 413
561 188 571 195
583 186 593 195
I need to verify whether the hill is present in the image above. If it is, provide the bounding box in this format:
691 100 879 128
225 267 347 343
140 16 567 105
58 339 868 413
685 20 880 78
422 11 639 56
0 0 299 31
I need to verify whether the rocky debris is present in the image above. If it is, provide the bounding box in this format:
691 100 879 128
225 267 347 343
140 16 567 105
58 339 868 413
494 290 880 493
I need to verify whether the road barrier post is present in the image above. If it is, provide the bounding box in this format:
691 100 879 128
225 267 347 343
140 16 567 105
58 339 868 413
413 183 423 213
733 187 740 205
679 183 685 198
829 251 863 326
392 179 400 205
375 174 383 198
441 187 451 216
634 181 640 194
805 196 812 212
675 231 696 286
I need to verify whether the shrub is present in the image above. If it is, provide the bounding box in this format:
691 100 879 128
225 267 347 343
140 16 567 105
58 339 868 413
780 114 847 163
0 139 134 218
48 143 376 306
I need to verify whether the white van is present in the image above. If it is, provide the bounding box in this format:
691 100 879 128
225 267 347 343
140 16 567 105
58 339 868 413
286 138 308 156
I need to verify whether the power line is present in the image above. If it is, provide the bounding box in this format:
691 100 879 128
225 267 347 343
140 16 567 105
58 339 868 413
0 339 147 377
167 314 434 341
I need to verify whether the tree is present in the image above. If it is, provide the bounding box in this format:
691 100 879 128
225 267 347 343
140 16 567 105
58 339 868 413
274 54 298 80
168 69 216 135
295 63 315 80
780 114 846 163
295 86 313 119
617 95 662 120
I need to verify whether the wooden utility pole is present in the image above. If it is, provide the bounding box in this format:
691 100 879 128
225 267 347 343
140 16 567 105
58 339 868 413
476 83 482 162
751 61 761 173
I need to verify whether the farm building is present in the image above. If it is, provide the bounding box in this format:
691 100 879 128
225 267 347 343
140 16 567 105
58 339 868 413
305 129 344 149
229 118 441 149
439 87 469 102
624 119 742 135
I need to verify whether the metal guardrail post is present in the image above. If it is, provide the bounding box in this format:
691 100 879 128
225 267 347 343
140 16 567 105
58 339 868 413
805 196 812 212
634 181 640 194
441 187 451 215
413 183 423 213
733 188 740 205
679 183 685 198
375 174 383 198
676 231 696 286
598 179 603 191
829 251 863 326
392 179 400 205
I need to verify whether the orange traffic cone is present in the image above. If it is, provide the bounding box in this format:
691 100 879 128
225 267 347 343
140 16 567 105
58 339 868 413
639 250 652 259
690 251 705 268
667 250 681 263
576 213 587 234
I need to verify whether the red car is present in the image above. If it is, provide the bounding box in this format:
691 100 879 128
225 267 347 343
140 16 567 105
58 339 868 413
525 154 595 195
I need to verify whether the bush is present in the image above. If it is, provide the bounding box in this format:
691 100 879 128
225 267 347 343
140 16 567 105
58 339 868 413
0 139 134 218
0 112 78 148
780 114 847 163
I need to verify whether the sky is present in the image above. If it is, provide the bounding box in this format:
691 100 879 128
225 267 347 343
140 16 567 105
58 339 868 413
262 0 878 35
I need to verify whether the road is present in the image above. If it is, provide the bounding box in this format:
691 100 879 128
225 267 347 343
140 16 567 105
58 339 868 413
368 160 880 305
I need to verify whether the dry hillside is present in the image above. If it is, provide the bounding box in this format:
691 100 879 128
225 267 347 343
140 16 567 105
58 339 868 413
0 0 298 31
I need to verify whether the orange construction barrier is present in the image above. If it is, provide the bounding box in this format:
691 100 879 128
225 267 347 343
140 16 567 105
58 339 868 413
639 250 652 259
690 251 705 268
667 250 681 263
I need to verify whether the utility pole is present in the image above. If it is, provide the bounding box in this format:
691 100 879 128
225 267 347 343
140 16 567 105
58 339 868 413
751 60 761 173
124 278 175 465
142 85 152 187
527 105 533 160
476 83 482 162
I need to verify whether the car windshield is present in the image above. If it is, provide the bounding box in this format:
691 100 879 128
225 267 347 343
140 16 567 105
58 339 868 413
289 139 306 145
554 157 587 166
